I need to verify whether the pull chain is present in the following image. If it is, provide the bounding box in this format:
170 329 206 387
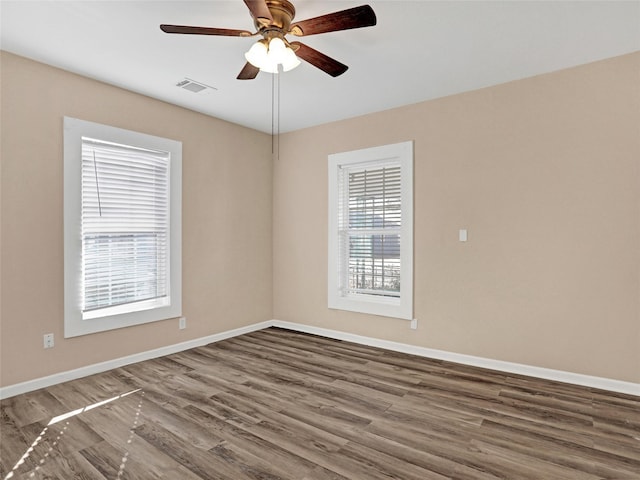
271 70 281 160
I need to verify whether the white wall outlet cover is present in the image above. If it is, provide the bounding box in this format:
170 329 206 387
459 229 468 242
43 333 54 348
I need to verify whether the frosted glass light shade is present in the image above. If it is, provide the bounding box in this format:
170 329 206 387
268 37 286 56
244 41 268 67
281 47 301 71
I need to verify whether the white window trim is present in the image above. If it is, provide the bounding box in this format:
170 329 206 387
328 141 413 320
64 117 182 338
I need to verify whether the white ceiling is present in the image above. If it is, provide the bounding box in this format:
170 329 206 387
1 1 639 133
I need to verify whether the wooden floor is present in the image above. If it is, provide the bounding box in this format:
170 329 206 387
1 328 639 480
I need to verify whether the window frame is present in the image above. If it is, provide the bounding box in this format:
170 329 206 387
64 117 182 338
328 141 414 320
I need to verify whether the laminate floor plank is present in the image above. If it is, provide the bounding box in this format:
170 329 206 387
350 359 432 389
405 387 597 435
118 356 194 386
178 404 344 479
0 408 38 478
137 396 226 450
39 449 107 480
496 385 595 417
23 417 104 457
215 356 388 424
208 441 303 480
336 440 451 480
2 327 638 479
2 389 68 428
200 344 338 389
198 392 264 428
464 439 602 480
347 427 460 479
79 437 198 480
250 329 374 358
475 419 628 478
214 338 354 385
394 392 486 427
132 421 255 480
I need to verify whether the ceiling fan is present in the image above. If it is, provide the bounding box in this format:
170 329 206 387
160 0 376 80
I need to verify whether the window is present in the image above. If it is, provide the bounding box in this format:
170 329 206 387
64 117 182 337
328 141 413 320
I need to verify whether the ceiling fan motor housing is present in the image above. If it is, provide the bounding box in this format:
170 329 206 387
255 0 296 33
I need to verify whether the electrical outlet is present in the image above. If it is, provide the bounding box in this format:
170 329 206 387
179 317 186 330
410 319 418 330
43 333 54 349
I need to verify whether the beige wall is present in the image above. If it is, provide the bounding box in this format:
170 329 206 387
2 50 639 389
273 52 640 383
0 52 273 387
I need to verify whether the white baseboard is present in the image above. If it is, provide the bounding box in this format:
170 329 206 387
0 321 272 400
271 320 640 397
2 319 638 399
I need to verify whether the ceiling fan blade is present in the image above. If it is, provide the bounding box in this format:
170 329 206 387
160 24 253 37
243 0 273 25
290 42 348 77
289 5 376 36
237 62 260 80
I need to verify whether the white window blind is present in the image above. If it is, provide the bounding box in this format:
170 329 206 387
81 137 170 317
328 141 413 320
339 163 402 297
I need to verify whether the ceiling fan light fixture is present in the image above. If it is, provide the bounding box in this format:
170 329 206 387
245 37 300 73
161 2 378 80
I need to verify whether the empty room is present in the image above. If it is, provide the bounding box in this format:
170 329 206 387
1 1 639 479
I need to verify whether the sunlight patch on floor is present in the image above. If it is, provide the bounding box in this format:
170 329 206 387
4 388 142 480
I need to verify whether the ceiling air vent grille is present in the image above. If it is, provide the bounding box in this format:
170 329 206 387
176 78 217 94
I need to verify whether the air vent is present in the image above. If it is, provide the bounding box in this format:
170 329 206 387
176 78 217 94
